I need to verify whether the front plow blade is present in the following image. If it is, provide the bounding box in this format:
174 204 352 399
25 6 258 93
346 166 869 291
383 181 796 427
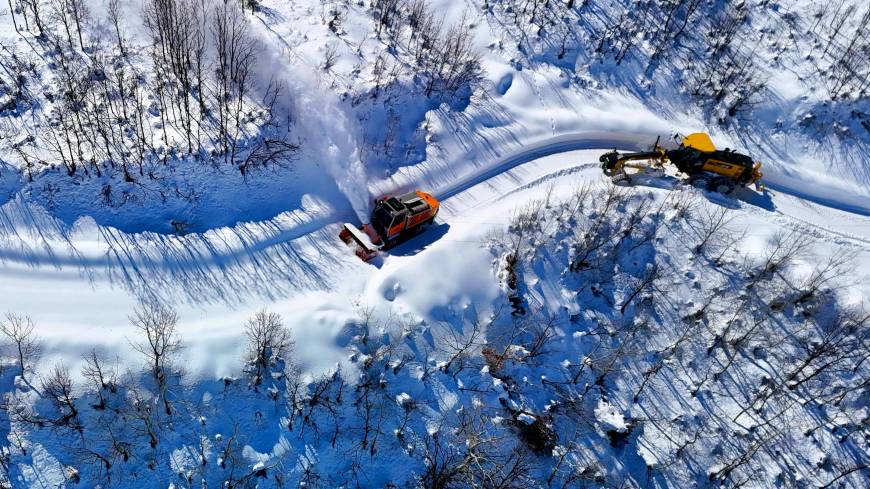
339 223 381 262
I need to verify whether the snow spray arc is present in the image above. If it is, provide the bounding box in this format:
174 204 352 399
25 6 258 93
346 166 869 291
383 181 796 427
286 82 371 224
249 23 372 224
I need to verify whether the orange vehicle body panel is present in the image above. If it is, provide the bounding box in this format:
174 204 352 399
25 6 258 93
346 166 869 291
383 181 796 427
385 191 440 239
407 213 427 229
387 222 405 239
416 191 440 213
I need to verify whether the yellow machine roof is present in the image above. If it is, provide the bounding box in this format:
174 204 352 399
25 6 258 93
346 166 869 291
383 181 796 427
682 133 717 152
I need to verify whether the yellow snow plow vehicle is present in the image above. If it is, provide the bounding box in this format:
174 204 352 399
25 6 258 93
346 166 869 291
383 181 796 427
600 133 763 191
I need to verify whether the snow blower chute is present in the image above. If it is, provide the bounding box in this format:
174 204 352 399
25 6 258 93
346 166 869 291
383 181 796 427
340 190 440 261
600 133 763 191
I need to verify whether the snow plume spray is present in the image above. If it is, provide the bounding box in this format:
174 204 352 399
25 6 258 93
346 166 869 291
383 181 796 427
251 28 371 223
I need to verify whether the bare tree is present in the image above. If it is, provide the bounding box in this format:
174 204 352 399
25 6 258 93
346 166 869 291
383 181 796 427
212 0 257 163
59 0 88 49
130 303 182 415
20 0 47 36
418 409 534 488
80 350 117 410
107 0 126 57
6 0 20 32
784 307 869 392
50 0 78 48
749 230 812 282
421 13 482 98
243 309 292 388
438 319 485 378
288 367 345 442
40 363 80 429
372 0 402 39
126 382 160 448
708 426 783 484
569 185 630 272
144 0 200 154
0 313 41 379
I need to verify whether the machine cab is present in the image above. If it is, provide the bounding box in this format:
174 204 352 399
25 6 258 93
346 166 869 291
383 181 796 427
371 191 439 243
372 197 409 241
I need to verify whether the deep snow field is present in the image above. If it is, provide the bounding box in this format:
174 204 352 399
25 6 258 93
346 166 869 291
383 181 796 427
0 0 869 487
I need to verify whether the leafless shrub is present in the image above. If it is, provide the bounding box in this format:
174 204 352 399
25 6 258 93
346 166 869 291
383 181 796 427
748 230 813 283
243 309 292 388
667 190 699 221
372 0 402 39
523 316 558 360
619 261 669 315
506 199 545 258
785 306 869 393
418 409 534 489
351 370 390 456
75 442 114 481
321 43 339 72
484 315 558 379
40 363 80 429
438 319 485 378
686 204 736 257
106 0 126 56
49 0 89 49
633 354 668 403
588 317 649 386
791 251 857 306
417 12 482 98
144 0 201 153
83 411 133 476
214 423 286 487
708 426 783 484
569 185 630 272
815 5 870 101
20 0 48 36
287 367 346 443
684 4 765 123
126 381 160 448
80 350 117 410
818 462 870 489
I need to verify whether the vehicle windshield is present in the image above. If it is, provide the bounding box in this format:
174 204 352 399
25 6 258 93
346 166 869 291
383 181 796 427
372 206 394 230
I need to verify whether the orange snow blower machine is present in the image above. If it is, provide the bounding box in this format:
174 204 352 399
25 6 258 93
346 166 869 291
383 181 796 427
600 133 763 192
340 190 440 261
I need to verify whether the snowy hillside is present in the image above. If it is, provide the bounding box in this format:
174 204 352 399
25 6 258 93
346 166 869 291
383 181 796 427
0 0 868 487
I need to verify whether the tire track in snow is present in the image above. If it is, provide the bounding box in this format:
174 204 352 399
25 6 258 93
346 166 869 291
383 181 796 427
769 206 870 249
433 131 651 202
439 162 602 220
0 133 648 272
1 131 868 275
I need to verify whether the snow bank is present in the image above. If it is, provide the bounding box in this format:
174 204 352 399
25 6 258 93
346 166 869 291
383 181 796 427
369 243 500 321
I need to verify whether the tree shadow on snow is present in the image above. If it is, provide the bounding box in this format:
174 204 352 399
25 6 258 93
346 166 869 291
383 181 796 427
0 198 350 306
0 162 22 207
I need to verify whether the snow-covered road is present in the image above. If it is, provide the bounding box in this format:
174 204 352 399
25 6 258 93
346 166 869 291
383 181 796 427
3 130 866 272
1 140 868 380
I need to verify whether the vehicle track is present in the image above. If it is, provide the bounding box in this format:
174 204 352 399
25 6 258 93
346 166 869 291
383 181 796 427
0 131 867 273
